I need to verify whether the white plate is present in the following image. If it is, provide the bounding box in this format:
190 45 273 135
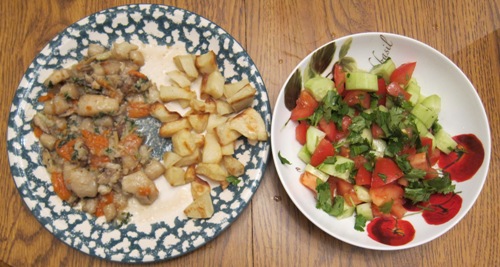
7 4 270 262
271 32 491 250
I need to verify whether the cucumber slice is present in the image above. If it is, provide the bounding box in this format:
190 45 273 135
420 94 441 114
354 185 372 202
304 164 329 182
336 202 355 219
406 78 421 105
411 103 438 128
371 138 387 158
306 126 326 153
370 58 396 83
414 118 429 136
356 202 374 220
434 129 457 154
317 156 354 180
345 72 379 92
361 128 373 144
305 76 334 102
297 145 311 164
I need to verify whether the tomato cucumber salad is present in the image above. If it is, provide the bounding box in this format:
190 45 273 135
284 56 483 243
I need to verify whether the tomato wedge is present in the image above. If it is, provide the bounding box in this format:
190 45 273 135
295 121 309 145
310 138 336 166
290 90 319 121
390 62 416 86
344 90 371 109
371 157 404 188
376 78 387 105
333 63 346 95
386 81 411 101
318 119 338 142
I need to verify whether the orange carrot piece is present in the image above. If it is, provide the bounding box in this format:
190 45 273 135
56 139 77 162
81 130 109 155
128 70 148 80
120 133 143 155
89 155 111 169
138 186 152 196
33 126 43 138
95 192 114 217
127 102 150 118
38 92 54 102
51 172 72 201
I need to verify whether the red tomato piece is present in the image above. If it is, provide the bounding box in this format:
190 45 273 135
335 178 362 206
408 152 430 171
343 90 371 109
420 136 440 166
376 78 387 105
369 183 404 207
353 155 371 186
386 81 411 101
333 63 346 95
300 172 318 193
371 123 385 139
318 119 338 142
390 62 416 86
339 146 350 157
290 90 319 121
371 158 404 188
295 121 309 145
310 138 336 166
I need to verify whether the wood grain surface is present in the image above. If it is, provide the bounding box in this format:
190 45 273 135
1 0 498 266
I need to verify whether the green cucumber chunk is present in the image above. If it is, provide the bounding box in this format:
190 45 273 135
434 129 457 154
345 72 379 92
317 156 354 180
305 76 334 102
370 58 396 83
411 103 438 128
298 145 311 164
354 185 372 202
336 202 355 219
356 202 374 220
406 78 421 105
304 164 329 182
306 126 326 154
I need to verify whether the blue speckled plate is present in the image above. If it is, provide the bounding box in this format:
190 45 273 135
7 4 270 262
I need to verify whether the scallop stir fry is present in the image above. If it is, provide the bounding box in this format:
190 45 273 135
33 42 165 222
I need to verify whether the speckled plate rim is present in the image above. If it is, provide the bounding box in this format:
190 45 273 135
271 32 491 250
7 4 271 262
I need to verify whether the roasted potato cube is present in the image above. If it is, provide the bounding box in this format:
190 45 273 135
201 70 225 99
206 113 228 132
190 176 211 200
184 191 214 219
227 84 257 112
215 99 234 115
202 132 222 164
159 118 191 137
195 163 228 182
144 159 165 180
228 108 268 141
224 79 250 99
187 113 209 133
163 151 182 168
165 166 187 186
173 54 198 79
150 102 181 123
159 85 196 102
190 97 217 113
221 142 235 156
222 156 245 177
215 123 242 146
167 70 192 88
195 51 218 74
184 165 197 184
175 148 201 167
172 129 198 156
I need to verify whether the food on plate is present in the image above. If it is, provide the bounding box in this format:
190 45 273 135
34 42 268 222
282 42 484 246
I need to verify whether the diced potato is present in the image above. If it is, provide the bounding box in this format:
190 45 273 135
190 98 217 113
202 132 222 164
177 99 191 108
76 95 119 117
190 176 211 200
206 114 228 132
195 51 218 74
187 114 209 133
150 102 180 123
195 163 228 182
172 129 197 156
221 142 235 156
159 85 196 102
222 156 245 177
184 191 214 219
174 54 198 79
224 79 250 99
144 159 165 180
159 118 191 137
215 123 241 145
228 108 268 141
175 149 201 167
165 166 187 186
163 151 182 168
227 84 257 112
167 70 192 88
184 165 197 184
215 99 234 115
201 70 225 99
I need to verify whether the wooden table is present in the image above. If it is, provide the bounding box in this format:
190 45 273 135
1 0 498 266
